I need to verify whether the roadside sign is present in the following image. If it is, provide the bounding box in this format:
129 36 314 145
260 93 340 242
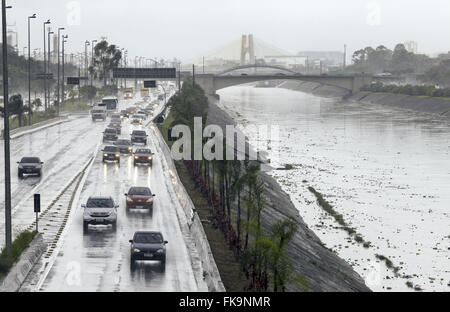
34 194 41 233
34 194 41 213
144 80 156 88
67 77 80 85
113 68 176 79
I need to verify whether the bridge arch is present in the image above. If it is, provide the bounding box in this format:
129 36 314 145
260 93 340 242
217 64 299 76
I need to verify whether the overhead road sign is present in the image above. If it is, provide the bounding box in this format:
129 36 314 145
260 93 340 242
113 68 176 79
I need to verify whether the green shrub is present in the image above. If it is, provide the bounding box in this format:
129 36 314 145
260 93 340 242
0 231 37 280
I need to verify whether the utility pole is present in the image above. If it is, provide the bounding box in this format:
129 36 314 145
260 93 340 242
43 20 50 110
28 14 36 126
2 0 12 253
192 64 195 87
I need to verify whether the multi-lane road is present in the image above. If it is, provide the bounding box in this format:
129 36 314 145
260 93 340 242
0 93 207 292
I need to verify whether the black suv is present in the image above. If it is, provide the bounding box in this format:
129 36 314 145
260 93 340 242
17 157 43 178
131 130 148 145
102 146 120 163
103 128 118 142
129 231 167 268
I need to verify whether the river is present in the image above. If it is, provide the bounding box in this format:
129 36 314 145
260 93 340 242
217 85 450 292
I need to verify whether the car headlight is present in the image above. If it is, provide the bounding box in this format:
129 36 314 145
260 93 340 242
146 198 153 203
133 248 141 253
134 156 139 159
126 197 133 202
128 147 132 151
115 154 120 157
104 153 108 157
156 249 164 254
148 157 152 160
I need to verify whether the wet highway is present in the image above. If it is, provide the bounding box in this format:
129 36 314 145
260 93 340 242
0 115 106 249
0 92 207 292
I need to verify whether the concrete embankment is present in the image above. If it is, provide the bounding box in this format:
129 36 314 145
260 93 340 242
0 234 47 292
278 80 450 119
349 92 450 118
277 80 350 99
207 96 371 292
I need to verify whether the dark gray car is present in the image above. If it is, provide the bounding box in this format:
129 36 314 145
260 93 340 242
114 139 133 154
131 130 148 145
17 157 43 178
103 128 118 142
129 231 167 269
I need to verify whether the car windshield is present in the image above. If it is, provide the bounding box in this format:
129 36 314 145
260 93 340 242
136 149 151 154
112 115 120 118
132 115 141 119
86 198 114 208
104 146 118 152
116 140 130 145
105 129 116 133
129 187 151 196
132 131 146 135
21 157 40 163
92 110 104 113
134 233 163 244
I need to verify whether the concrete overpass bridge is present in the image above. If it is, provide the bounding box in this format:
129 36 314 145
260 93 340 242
195 73 374 95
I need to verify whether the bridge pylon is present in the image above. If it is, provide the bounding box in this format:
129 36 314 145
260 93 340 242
240 34 255 65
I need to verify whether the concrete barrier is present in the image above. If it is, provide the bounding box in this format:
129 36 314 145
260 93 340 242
151 125 225 292
0 234 47 292
0 116 69 140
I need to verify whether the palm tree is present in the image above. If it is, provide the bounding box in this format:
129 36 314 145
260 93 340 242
267 217 297 292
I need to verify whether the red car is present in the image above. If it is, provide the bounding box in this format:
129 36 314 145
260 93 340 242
125 187 155 210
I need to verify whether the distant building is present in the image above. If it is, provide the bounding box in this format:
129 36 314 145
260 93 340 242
263 55 306 70
297 51 344 66
0 23 19 52
404 41 418 54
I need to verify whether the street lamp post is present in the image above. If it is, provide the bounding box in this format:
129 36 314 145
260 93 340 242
90 40 97 86
28 13 36 126
2 0 12 253
47 30 54 107
43 19 50 110
61 35 68 109
57 27 65 116
84 41 90 87
124 50 128 89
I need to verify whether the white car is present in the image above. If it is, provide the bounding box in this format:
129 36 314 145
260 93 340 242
82 196 118 232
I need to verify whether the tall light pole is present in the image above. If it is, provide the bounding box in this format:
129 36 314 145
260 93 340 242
47 30 53 106
90 39 97 86
84 40 90 86
43 19 50 110
61 35 68 109
124 50 128 89
2 0 12 253
28 13 36 126
57 27 64 116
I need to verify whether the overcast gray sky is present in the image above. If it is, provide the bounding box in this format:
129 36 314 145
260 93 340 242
5 0 450 61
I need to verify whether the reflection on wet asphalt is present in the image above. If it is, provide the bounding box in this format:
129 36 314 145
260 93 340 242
40 99 200 292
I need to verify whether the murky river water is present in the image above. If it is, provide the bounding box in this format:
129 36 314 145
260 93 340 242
217 86 450 292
